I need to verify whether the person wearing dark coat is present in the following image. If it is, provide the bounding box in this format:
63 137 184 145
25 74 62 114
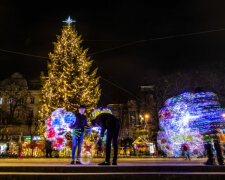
45 140 52 158
70 105 88 165
92 113 121 165
214 130 224 165
204 129 224 165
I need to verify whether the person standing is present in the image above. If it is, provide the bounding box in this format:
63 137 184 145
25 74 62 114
92 113 121 165
182 143 191 160
45 140 52 158
214 129 224 165
204 139 216 165
70 105 88 165
204 129 224 165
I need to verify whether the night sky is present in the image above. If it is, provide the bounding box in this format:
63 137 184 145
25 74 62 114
1 1 225 105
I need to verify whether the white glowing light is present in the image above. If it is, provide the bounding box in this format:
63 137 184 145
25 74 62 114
63 16 76 25
92 127 101 134
158 91 225 157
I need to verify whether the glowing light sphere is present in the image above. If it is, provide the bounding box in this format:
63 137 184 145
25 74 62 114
157 91 225 157
45 127 56 140
52 135 67 150
45 108 76 150
91 107 112 135
92 107 112 118
64 112 76 124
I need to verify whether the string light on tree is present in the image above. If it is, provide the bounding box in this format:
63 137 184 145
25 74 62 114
38 17 101 135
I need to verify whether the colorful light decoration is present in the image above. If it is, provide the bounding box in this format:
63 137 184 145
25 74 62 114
45 108 112 150
92 107 112 118
91 107 112 134
157 92 225 157
91 126 102 134
45 108 76 150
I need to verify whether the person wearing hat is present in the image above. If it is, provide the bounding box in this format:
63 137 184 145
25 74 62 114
70 105 88 165
91 113 121 165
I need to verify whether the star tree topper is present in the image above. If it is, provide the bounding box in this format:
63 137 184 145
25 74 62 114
63 16 76 25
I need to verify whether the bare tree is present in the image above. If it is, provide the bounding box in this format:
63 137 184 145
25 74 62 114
151 69 225 131
0 82 31 138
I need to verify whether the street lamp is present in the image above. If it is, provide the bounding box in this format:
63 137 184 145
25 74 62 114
144 114 150 119
222 113 225 118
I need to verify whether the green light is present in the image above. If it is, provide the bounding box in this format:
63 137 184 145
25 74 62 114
24 136 31 140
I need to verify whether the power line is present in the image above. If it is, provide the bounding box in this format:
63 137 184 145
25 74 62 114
89 27 225 56
1 27 225 59
0 50 140 101
1 27 225 101
100 77 141 101
0 48 49 60
84 40 129 42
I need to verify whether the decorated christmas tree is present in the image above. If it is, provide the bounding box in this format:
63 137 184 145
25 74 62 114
38 17 101 135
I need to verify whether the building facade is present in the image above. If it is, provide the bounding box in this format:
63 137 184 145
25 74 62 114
0 72 41 141
108 85 158 142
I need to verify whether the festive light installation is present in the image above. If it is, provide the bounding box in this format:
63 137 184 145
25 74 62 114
157 92 225 157
38 17 101 135
92 108 112 118
90 107 112 135
45 108 76 150
91 127 102 134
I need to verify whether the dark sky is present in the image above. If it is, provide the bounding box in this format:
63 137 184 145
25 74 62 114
1 1 225 105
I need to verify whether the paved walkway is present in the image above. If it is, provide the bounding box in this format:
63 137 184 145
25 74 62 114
0 158 223 180
0 158 207 166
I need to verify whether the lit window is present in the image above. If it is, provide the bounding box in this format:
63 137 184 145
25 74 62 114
0 98 2 104
9 99 13 104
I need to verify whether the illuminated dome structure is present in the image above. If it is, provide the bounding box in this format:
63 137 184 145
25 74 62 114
157 92 225 157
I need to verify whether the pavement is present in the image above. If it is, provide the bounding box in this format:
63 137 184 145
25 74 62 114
0 158 224 179
0 157 208 166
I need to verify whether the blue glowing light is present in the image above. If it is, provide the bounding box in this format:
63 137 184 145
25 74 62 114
64 112 76 124
157 91 225 157
63 16 76 26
